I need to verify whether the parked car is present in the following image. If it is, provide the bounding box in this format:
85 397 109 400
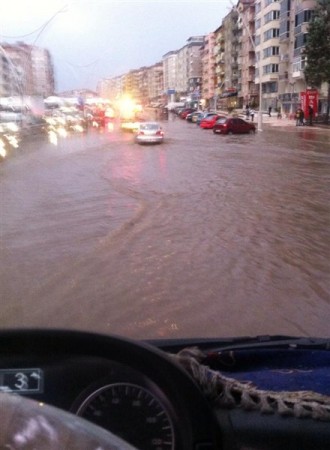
185 111 195 122
213 117 256 134
187 110 204 123
196 111 217 125
199 114 225 129
180 108 196 119
134 122 164 144
173 106 185 116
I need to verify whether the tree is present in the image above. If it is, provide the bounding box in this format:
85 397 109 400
303 0 330 122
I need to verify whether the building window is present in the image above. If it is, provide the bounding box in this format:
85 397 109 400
262 81 278 93
264 28 280 40
255 35 261 46
294 33 308 49
279 19 290 37
281 0 291 12
293 57 306 72
265 0 279 6
255 2 261 13
295 9 314 27
263 63 279 74
263 46 279 57
265 10 280 23
255 18 261 30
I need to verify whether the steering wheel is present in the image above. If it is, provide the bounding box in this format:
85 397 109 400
0 392 137 449
0 330 220 449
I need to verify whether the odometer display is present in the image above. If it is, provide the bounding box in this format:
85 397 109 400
76 382 174 449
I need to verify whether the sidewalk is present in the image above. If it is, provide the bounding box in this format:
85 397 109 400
238 112 330 130
221 110 295 128
260 114 294 127
262 114 330 130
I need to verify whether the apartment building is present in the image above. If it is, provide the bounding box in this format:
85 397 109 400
1 43 33 96
237 0 256 107
186 36 204 99
97 0 326 115
163 36 204 102
218 8 241 110
248 0 322 115
213 25 226 108
162 50 178 98
30 46 55 97
97 76 125 101
0 54 11 96
1 42 54 97
254 0 281 112
146 62 163 105
201 32 216 108
278 0 322 115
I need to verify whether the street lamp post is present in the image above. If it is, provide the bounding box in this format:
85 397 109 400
289 82 295 115
257 62 263 131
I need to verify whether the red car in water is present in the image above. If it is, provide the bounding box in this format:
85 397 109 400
213 117 256 134
199 114 225 129
180 108 196 119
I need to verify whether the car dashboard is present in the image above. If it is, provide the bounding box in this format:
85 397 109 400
0 329 329 449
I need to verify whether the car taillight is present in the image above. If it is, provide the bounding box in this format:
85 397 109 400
156 130 163 136
139 131 144 135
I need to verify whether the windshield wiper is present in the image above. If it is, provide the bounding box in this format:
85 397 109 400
146 335 330 355
202 336 330 360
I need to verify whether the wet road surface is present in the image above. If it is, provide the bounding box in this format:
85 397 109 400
1 119 330 339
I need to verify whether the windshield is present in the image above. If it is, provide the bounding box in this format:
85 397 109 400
1 0 329 341
140 123 159 130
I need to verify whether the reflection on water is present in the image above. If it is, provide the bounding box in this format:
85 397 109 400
0 121 329 339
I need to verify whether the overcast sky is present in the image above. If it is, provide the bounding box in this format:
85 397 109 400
1 0 231 92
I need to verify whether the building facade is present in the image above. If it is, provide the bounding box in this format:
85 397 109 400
278 0 318 115
201 33 216 108
96 0 327 116
30 46 55 97
237 0 256 107
1 42 54 97
146 62 164 105
0 53 11 96
162 50 178 98
254 0 281 112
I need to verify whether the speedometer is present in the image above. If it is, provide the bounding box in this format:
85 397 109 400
76 382 175 450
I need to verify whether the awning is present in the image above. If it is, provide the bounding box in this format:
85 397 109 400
220 91 238 98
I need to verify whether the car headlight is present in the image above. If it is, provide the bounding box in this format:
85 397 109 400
7 122 19 132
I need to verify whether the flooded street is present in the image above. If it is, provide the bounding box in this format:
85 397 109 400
1 120 330 339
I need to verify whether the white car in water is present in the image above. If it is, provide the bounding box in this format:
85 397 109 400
134 122 164 144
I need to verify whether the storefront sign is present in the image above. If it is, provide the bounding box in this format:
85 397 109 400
301 89 318 118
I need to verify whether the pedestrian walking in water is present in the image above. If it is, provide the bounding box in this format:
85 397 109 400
268 106 272 117
299 109 305 126
296 109 301 126
245 105 250 120
308 105 314 126
250 109 255 122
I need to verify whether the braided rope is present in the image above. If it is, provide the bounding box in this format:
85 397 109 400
172 347 330 422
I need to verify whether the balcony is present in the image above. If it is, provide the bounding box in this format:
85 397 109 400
280 54 289 62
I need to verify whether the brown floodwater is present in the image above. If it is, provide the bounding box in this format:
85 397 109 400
1 120 329 339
